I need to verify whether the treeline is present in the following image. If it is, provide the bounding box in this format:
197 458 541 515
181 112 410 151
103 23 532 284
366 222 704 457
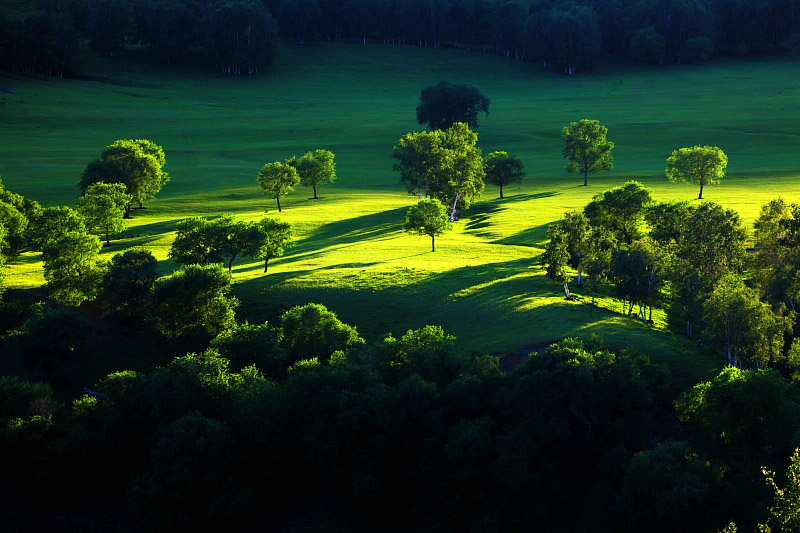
0 0 278 76
3 0 800 77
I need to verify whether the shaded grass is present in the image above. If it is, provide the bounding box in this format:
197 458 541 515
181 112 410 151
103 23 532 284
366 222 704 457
2 43 799 386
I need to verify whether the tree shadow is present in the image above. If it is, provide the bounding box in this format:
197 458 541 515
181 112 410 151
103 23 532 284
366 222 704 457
497 191 560 203
492 223 551 247
462 203 506 238
278 206 407 264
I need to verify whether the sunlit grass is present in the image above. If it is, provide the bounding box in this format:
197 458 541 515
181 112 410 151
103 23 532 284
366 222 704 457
2 42 798 385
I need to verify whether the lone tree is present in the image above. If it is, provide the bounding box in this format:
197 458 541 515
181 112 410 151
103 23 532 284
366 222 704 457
79 139 170 218
257 161 300 212
484 151 524 198
391 123 485 221
666 145 728 200
561 119 614 186
245 218 293 273
289 149 336 200
416 81 490 130
404 199 449 252
77 182 132 244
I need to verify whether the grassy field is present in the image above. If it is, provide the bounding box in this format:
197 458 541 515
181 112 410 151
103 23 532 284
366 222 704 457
2 43 799 384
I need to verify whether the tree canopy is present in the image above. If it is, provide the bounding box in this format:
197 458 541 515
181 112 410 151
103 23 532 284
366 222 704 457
79 139 169 217
404 199 450 252
289 149 336 199
416 81 490 130
257 161 300 212
484 151 524 199
77 182 132 244
666 145 728 200
562 119 614 186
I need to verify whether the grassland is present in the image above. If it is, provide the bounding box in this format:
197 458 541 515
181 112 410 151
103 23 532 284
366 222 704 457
1 43 799 384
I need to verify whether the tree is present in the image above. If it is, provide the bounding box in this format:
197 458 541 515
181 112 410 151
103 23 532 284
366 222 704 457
8 307 92 377
391 123 485 219
77 182 132 244
139 0 201 65
206 0 279 75
436 122 485 219
760 448 800 533
629 26 666 64
561 119 614 186
391 130 444 198
150 264 238 339
169 217 225 266
98 249 158 324
88 0 132 56
243 218 293 273
645 200 691 247
129 412 252 530
549 211 590 285
484 151 524 199
210 321 284 375
580 226 617 305
416 81 490 130
289 149 336 199
752 198 800 306
404 199 449 252
0 200 29 256
611 239 666 322
673 202 748 339
584 181 653 245
30 206 86 251
666 146 728 200
702 274 788 368
79 139 170 218
677 367 800 461
207 216 253 272
375 325 460 385
278 303 364 364
617 441 723 532
41 228 105 306
257 161 300 212
542 224 572 299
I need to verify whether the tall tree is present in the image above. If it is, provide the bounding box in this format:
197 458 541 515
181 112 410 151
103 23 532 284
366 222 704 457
278 303 364 364
391 130 444 198
416 81 490 130
666 145 728 200
542 223 573 299
150 264 238 338
79 139 170 218
77 182 132 244
169 217 225 266
584 181 653 245
207 0 279 75
243 217 293 273
702 274 788 367
404 199 449 252
562 119 614 186
484 151 524 199
436 122 485 220
289 149 336 199
99 249 159 324
257 161 300 212
41 228 105 306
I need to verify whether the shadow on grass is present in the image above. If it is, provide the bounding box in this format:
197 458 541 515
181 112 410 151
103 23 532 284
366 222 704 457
497 191 560 203
492 223 551 247
272 206 408 265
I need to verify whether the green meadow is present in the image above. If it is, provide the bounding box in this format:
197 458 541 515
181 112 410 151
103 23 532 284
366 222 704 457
2 43 799 384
